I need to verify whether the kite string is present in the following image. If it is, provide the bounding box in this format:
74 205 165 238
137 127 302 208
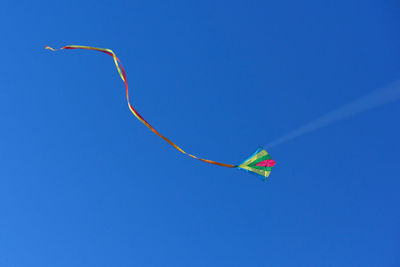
45 45 236 168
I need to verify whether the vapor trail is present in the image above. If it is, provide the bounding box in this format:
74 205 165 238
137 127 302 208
267 80 400 148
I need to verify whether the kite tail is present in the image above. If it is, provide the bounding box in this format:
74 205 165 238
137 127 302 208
45 45 236 168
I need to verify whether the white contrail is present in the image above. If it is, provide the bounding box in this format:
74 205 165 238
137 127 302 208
267 80 400 148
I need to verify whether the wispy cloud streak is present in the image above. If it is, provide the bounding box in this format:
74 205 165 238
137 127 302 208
267 80 400 148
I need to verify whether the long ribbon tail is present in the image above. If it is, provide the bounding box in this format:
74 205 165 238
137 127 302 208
45 45 236 168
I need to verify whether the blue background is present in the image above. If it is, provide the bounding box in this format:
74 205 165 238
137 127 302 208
1 0 399 266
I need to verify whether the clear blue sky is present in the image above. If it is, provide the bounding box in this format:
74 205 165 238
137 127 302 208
1 0 399 266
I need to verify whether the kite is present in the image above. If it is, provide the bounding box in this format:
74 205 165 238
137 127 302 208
237 148 276 178
45 45 276 181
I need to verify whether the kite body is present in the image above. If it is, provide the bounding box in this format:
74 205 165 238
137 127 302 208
45 45 276 181
237 148 276 180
